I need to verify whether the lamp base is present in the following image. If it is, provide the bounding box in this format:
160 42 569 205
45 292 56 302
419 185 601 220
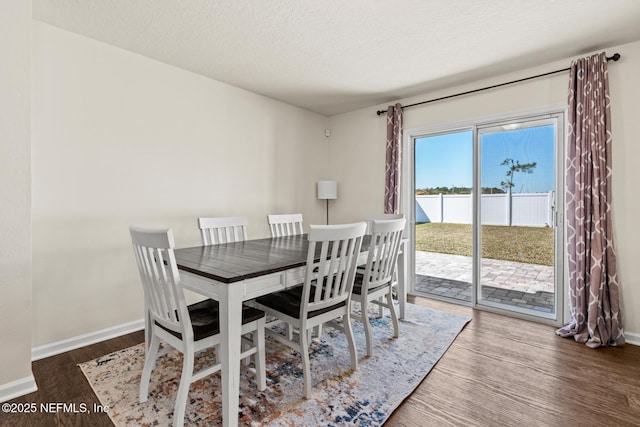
325 199 330 225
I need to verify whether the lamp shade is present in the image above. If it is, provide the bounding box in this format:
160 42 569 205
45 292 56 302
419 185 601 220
317 180 337 200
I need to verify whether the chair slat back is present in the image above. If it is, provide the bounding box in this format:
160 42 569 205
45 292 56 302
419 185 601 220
198 216 248 245
361 218 406 291
130 226 191 337
365 213 405 235
267 213 304 237
301 222 366 316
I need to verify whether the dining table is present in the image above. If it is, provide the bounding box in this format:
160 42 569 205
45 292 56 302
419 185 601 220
172 233 407 427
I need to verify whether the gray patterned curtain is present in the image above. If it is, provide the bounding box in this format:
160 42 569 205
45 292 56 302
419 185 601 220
556 52 624 347
384 103 402 214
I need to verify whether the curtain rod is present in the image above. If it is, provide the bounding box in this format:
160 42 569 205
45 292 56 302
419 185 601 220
376 53 621 116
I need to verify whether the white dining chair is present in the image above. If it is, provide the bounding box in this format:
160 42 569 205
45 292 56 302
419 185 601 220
363 213 406 312
364 213 405 234
198 216 248 245
266 213 305 338
130 226 266 426
254 222 366 398
350 218 405 356
267 213 304 237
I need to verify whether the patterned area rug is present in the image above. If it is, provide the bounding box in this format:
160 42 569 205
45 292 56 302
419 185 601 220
79 303 471 426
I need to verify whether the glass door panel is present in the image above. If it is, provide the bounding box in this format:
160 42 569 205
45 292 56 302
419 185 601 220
414 131 473 304
477 118 561 320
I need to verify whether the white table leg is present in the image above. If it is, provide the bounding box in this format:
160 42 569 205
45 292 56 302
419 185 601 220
220 283 243 427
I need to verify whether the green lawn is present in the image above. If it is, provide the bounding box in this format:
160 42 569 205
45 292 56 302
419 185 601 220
415 223 554 266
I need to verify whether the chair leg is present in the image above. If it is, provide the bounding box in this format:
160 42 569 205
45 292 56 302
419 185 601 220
144 309 152 352
286 323 294 340
361 302 374 357
387 291 399 338
173 346 194 427
139 332 161 403
299 328 312 399
343 310 358 371
242 341 251 366
253 324 267 391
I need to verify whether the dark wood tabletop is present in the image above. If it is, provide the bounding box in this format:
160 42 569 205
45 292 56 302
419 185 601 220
174 234 310 283
174 234 369 284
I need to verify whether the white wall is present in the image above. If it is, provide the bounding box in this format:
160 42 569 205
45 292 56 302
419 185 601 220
31 21 330 346
0 2 36 399
328 40 640 341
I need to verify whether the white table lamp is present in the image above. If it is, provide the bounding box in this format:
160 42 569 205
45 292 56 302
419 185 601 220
317 180 337 224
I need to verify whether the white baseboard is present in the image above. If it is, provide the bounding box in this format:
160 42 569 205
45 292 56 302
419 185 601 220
0 375 38 403
31 319 144 361
624 331 640 346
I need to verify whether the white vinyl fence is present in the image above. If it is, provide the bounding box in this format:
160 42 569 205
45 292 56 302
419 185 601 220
416 192 554 227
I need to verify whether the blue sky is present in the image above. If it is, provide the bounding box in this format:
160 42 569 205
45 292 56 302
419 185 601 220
415 126 555 193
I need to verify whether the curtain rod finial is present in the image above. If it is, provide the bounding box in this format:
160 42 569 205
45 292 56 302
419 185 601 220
610 53 621 62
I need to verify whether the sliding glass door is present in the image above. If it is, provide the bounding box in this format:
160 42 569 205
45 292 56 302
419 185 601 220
411 110 564 323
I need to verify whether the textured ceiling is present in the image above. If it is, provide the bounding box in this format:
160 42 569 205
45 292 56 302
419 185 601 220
33 0 640 116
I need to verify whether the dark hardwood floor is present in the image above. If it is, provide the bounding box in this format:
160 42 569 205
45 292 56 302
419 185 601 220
2 297 639 426
388 297 640 427
1 331 144 427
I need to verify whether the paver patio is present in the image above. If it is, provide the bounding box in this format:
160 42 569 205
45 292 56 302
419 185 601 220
413 251 555 313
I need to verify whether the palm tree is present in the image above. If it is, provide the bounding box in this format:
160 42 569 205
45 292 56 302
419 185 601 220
500 158 537 225
500 158 537 192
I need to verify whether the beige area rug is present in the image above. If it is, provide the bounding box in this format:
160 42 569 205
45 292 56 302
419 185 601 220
79 303 471 426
